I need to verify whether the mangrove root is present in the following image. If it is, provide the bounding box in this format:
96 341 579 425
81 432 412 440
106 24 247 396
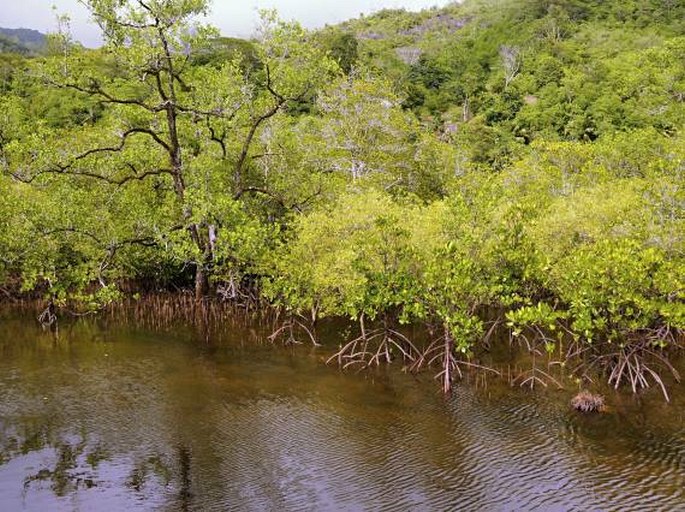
37 302 57 329
326 316 420 370
268 315 320 346
410 329 500 393
512 366 563 390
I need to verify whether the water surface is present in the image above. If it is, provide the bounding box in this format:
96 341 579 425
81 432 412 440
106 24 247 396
1 315 684 511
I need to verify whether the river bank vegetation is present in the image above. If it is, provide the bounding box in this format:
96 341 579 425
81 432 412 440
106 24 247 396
0 0 683 396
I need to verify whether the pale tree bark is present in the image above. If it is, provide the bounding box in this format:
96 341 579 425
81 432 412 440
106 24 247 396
500 45 521 90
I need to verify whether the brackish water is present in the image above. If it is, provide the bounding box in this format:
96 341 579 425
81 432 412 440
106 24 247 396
1 314 684 511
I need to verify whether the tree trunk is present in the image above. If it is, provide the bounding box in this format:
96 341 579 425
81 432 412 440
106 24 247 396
194 262 209 302
443 327 452 394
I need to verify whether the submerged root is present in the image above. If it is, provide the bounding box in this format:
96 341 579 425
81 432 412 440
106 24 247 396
571 390 605 413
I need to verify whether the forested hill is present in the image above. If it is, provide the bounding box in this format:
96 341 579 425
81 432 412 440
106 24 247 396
0 27 46 54
322 0 685 167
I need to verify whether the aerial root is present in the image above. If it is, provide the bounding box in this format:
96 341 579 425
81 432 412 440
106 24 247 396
409 330 499 393
603 340 678 402
38 301 58 329
326 317 422 370
512 366 563 389
268 314 320 346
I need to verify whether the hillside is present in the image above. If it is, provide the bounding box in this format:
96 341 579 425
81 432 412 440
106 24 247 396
326 0 685 168
0 27 46 54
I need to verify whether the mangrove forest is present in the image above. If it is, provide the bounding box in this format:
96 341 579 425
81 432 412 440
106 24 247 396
1 1 685 398
2 0 685 509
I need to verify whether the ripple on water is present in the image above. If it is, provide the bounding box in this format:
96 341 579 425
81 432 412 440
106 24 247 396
1 319 685 511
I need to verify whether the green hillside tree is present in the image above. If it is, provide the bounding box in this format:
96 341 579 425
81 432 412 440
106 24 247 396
10 1 336 301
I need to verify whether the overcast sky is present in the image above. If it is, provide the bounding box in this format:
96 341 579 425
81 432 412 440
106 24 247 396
1 0 452 47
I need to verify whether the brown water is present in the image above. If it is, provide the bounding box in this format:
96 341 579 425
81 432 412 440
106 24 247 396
1 315 684 511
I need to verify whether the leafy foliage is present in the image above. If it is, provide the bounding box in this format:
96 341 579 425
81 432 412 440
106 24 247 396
0 0 683 393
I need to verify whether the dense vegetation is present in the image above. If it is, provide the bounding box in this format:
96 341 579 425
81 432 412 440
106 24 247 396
0 0 683 395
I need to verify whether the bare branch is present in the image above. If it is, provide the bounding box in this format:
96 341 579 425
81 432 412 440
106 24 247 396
206 119 227 159
16 167 173 186
58 79 164 112
233 186 287 210
10 126 175 184
234 101 284 177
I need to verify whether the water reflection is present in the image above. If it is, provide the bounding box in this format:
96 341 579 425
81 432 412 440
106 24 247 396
0 315 684 510
22 439 102 497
